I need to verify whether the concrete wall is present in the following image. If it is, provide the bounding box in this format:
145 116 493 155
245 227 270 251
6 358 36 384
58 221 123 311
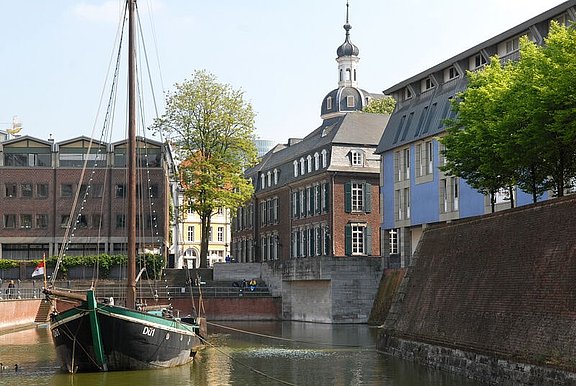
215 256 383 323
378 195 576 384
0 299 41 330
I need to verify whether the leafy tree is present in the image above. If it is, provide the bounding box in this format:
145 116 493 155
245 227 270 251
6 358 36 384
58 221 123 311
362 96 396 114
441 22 576 207
153 70 257 268
441 59 517 211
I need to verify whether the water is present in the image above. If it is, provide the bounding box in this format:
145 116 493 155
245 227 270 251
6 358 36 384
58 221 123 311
0 322 486 386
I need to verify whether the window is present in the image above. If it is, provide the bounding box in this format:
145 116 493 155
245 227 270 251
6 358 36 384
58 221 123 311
300 158 305 175
21 184 33 198
351 150 363 166
5 183 17 198
314 153 319 170
217 226 224 242
426 141 433 174
20 214 32 229
344 181 372 213
116 214 126 229
404 188 411 219
452 177 459 211
307 155 312 173
404 87 413 100
267 171 272 187
326 96 333 110
292 191 299 218
389 229 399 255
421 77 435 92
37 184 49 198
345 223 372 256
321 183 329 212
321 149 328 168
440 178 448 213
36 214 48 229
61 184 74 197
273 169 279 185
4 214 16 228
4 151 50 167
505 37 519 54
261 174 265 189
61 215 71 228
115 184 126 198
403 148 410 180
187 226 195 242
346 95 355 108
471 53 487 69
76 214 88 228
293 160 299 177
444 66 459 82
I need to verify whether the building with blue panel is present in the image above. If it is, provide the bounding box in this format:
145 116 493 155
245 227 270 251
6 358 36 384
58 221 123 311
376 1 575 267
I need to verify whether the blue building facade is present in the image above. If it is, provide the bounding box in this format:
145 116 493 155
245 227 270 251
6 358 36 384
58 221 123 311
376 1 575 267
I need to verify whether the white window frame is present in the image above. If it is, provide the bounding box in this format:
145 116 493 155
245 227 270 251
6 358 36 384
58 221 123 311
351 150 363 166
321 149 328 168
293 160 298 177
217 226 224 242
389 229 399 255
351 223 366 255
187 225 195 242
314 152 319 170
351 183 364 212
300 157 305 175
346 95 355 108
326 96 333 110
307 155 312 173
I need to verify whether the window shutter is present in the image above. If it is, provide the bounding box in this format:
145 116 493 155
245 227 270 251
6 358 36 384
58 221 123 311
309 188 314 215
364 183 372 213
345 224 352 256
302 191 307 217
309 228 315 256
344 182 351 213
324 183 330 212
303 229 308 257
296 192 300 219
365 225 373 255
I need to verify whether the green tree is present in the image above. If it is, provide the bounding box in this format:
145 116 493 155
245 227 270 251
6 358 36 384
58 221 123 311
441 59 517 211
153 70 257 268
362 96 396 114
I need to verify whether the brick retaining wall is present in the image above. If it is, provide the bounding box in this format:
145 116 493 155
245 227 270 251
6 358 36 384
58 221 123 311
379 195 576 384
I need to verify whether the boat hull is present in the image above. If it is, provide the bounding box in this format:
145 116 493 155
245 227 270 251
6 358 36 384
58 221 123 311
50 301 202 373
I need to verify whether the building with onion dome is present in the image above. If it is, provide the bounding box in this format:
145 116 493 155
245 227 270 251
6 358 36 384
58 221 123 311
232 2 389 263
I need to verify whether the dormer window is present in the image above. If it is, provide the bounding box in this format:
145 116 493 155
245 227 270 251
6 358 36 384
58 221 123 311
444 66 460 82
307 155 312 173
267 171 272 187
346 95 355 108
326 96 333 110
421 77 435 92
273 169 279 185
404 87 413 101
470 53 487 69
293 160 298 177
300 157 305 175
260 173 265 189
321 149 328 168
505 37 519 54
314 152 320 170
351 150 364 166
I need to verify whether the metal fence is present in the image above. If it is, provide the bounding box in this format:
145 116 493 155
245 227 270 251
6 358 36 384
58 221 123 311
0 284 271 301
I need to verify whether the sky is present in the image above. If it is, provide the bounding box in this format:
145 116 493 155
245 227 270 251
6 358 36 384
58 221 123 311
0 0 568 145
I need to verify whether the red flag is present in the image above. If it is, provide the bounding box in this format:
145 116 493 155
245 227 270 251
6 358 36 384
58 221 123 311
32 261 45 277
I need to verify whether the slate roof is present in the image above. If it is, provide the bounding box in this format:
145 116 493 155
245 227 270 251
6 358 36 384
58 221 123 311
246 111 389 183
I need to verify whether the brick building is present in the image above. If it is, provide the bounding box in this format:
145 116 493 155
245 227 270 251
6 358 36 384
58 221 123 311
232 3 389 262
0 135 171 260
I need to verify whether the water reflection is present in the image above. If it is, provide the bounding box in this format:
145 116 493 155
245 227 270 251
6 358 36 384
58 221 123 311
0 322 486 386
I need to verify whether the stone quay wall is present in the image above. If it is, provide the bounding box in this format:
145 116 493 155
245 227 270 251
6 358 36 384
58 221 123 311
378 195 576 385
215 257 384 323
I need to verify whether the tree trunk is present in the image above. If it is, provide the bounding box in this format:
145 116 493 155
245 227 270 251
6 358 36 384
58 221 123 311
199 212 212 268
508 186 515 208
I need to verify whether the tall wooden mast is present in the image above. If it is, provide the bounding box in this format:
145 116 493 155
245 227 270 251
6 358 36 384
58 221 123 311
126 0 137 310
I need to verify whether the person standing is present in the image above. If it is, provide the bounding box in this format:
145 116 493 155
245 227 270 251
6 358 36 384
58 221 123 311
7 280 15 299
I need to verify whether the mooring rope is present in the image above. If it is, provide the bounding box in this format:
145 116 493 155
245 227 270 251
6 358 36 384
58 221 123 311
207 321 377 350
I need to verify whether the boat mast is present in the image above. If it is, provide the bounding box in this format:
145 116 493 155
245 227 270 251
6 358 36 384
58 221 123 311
127 0 137 309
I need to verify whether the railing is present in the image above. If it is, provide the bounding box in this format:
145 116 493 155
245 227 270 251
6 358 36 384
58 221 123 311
0 287 44 300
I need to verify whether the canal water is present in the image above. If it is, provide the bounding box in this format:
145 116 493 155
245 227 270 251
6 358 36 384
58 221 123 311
0 321 486 385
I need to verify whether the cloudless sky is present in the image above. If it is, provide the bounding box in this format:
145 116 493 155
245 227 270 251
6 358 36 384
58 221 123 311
0 0 567 145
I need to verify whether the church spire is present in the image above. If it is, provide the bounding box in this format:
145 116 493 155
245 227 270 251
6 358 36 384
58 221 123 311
336 1 360 87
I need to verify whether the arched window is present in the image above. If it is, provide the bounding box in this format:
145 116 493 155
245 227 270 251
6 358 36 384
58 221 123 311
314 152 320 170
273 169 279 185
307 155 312 173
267 171 272 187
300 157 305 175
260 173 265 189
321 149 328 168
293 160 298 177
346 68 351 81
